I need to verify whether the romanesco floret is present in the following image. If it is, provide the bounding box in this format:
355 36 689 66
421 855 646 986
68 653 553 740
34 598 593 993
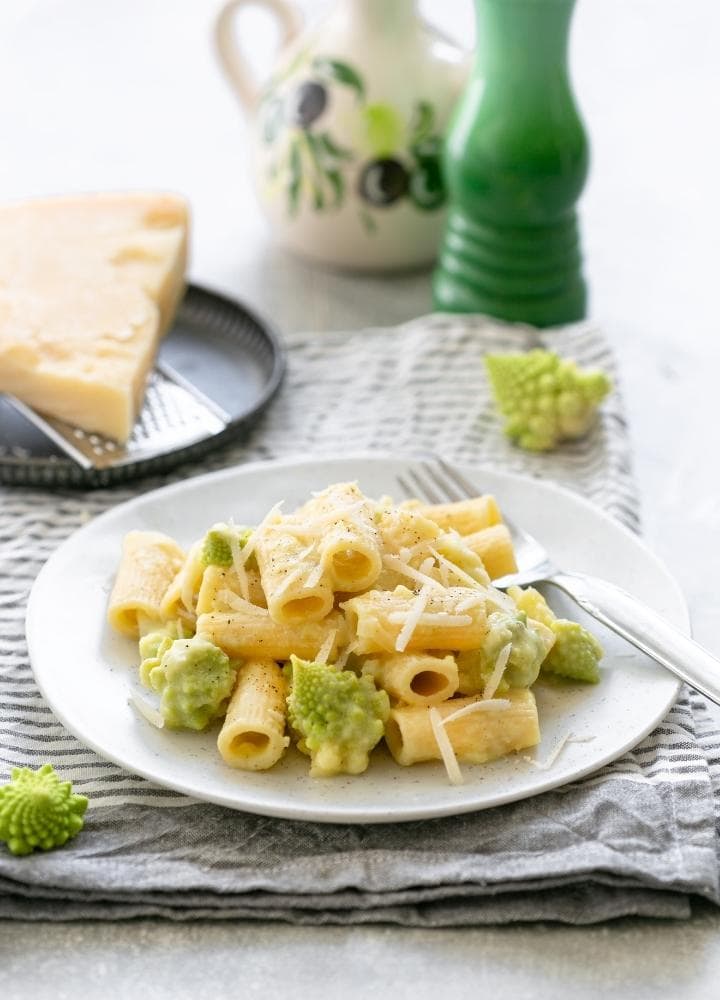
286 656 390 777
201 523 253 568
144 635 237 730
457 610 551 694
138 622 191 688
508 586 603 683
0 764 88 856
542 620 603 683
485 349 612 451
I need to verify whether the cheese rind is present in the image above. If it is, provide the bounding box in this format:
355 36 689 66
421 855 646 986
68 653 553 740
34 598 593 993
0 192 189 442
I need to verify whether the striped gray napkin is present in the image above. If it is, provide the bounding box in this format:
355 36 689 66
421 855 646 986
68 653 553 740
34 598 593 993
1 313 719 923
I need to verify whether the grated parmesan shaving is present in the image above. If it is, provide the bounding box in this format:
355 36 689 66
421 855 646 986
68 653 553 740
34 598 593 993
428 548 483 590
442 699 512 726
295 498 369 536
455 593 485 613
295 541 317 562
394 583 433 652
180 541 202 614
304 558 325 591
315 629 337 665
382 554 444 592
238 500 284 565
334 640 357 670
272 563 308 602
128 690 164 729
387 611 473 627
429 707 464 786
523 732 574 771
228 519 250 603
483 642 512 700
217 588 247 611
418 556 435 578
428 548 515 612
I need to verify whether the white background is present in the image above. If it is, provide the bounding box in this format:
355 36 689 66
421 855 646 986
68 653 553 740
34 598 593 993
1 1 720 996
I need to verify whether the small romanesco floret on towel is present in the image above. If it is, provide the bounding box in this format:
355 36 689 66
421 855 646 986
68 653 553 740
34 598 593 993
142 635 237 730
286 656 390 778
484 349 612 451
457 610 554 694
0 764 88 856
201 523 253 568
509 586 603 683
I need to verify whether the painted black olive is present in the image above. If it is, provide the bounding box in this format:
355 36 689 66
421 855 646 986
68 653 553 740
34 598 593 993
409 161 446 211
358 158 409 207
286 80 328 129
409 138 446 211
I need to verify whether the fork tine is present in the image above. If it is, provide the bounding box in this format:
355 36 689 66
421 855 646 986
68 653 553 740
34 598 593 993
418 459 466 502
401 466 444 504
395 472 416 500
434 456 484 500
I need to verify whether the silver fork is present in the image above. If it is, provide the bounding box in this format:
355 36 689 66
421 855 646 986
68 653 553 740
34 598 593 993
397 457 720 707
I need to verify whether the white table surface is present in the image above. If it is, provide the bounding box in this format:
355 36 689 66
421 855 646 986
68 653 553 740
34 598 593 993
1 0 719 996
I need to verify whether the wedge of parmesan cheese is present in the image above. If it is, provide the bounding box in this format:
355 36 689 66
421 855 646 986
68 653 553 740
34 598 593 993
0 192 189 442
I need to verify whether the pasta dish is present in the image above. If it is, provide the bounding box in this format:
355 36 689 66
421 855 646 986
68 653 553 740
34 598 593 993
107 482 603 784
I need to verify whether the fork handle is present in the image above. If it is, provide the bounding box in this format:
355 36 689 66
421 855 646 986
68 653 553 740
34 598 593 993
546 571 720 706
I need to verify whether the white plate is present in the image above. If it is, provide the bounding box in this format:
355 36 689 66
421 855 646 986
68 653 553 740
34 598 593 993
26 455 684 824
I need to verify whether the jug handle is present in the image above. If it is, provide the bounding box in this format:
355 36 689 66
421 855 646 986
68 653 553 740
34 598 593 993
214 0 303 111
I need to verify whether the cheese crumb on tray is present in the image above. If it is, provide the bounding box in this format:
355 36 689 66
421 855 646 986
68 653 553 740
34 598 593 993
0 192 189 443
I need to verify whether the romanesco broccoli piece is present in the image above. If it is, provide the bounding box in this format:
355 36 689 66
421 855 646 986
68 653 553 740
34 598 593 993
138 621 191 688
201 523 253 568
286 656 390 777
508 585 603 683
542 620 603 683
144 635 237 730
485 349 612 451
457 610 552 694
0 764 88 856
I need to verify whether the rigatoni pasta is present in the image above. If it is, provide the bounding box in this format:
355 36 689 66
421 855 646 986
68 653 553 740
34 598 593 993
107 530 185 637
108 478 603 785
299 482 383 592
196 603 347 662
217 659 289 770
342 585 487 655
463 524 518 580
362 653 458 706
385 689 540 766
253 518 334 625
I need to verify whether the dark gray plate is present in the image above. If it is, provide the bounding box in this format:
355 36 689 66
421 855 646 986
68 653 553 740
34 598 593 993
0 284 285 489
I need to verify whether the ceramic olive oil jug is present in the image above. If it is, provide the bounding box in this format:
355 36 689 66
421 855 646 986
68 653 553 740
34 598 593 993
215 0 467 270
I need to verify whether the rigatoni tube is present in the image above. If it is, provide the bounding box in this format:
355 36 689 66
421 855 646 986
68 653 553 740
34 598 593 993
217 659 289 771
463 524 518 580
414 495 502 536
385 689 539 766
196 601 347 662
363 653 458 706
107 530 185 638
254 519 334 625
299 482 383 593
342 586 487 655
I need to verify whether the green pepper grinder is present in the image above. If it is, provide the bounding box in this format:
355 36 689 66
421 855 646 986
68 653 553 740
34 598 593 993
432 0 589 327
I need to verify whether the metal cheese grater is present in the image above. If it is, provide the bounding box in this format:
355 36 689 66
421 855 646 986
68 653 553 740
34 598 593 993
5 361 231 471
0 284 285 488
